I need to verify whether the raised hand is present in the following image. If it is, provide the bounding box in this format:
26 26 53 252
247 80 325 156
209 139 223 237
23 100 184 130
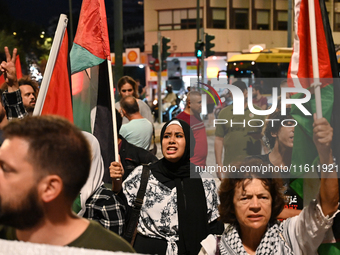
0 47 19 90
312 113 333 163
110 156 124 193
110 161 124 180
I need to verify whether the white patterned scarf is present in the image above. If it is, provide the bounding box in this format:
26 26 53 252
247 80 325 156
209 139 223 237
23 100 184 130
219 224 294 255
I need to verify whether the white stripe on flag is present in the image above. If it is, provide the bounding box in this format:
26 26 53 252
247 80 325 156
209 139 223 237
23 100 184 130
290 0 303 89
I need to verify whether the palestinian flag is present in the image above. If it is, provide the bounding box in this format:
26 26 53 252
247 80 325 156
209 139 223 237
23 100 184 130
70 0 114 183
288 0 340 253
69 0 110 75
288 0 333 170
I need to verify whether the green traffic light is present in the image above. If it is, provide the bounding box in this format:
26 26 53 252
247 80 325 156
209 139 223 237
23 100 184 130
162 37 171 62
205 33 215 57
152 44 158 59
195 40 204 58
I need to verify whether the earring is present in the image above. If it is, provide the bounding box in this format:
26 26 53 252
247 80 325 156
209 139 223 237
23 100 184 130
262 135 270 150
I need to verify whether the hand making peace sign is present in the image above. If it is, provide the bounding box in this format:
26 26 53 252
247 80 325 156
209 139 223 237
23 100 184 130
0 47 19 90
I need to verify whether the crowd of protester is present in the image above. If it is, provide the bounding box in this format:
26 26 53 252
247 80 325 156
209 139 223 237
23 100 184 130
0 46 338 255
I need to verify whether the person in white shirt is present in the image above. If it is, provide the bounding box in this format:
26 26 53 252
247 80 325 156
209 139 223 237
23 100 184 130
119 96 153 150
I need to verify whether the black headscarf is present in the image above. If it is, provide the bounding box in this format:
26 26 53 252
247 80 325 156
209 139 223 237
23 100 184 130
149 118 208 254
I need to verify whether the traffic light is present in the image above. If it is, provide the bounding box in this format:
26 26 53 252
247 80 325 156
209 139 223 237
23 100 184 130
161 60 167 71
195 41 204 58
149 59 161 72
149 60 156 72
205 34 215 57
161 37 171 61
152 43 158 59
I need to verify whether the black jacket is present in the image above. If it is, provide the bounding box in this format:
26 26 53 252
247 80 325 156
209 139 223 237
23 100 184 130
119 136 158 181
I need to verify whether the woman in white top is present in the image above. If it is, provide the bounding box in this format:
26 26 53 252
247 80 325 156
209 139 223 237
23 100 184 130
115 76 153 124
200 116 338 255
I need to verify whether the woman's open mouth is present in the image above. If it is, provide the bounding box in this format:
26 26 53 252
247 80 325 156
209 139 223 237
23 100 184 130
166 146 178 154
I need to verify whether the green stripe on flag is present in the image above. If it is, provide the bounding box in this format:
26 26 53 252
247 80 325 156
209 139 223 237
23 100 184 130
290 84 333 174
72 67 99 133
290 178 303 199
318 242 340 254
289 84 334 197
73 93 92 133
70 43 105 74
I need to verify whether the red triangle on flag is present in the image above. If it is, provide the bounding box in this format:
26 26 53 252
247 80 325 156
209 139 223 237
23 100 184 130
41 30 73 123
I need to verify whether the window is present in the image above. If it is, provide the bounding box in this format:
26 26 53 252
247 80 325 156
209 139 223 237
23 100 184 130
208 8 226 29
335 13 340 32
158 9 202 30
253 10 270 30
274 11 288 30
159 10 172 30
230 9 249 29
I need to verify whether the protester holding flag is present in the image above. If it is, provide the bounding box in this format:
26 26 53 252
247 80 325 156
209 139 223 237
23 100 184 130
122 119 222 254
200 116 338 255
70 0 121 183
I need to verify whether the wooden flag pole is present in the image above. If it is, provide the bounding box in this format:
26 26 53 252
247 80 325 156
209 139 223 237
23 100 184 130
308 0 323 119
305 0 323 207
107 59 120 179
33 14 68 116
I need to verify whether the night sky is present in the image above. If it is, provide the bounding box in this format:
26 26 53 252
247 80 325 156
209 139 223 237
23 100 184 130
5 0 82 28
1 0 144 60
4 0 142 32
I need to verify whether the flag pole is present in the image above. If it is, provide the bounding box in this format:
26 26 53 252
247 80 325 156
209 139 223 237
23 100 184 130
33 14 68 116
107 59 119 170
308 0 323 119
305 0 323 207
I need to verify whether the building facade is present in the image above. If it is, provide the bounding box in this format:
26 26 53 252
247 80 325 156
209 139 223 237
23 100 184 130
144 0 340 87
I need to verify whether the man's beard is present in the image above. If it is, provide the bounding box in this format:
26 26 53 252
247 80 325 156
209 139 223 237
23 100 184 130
0 186 44 230
25 105 35 115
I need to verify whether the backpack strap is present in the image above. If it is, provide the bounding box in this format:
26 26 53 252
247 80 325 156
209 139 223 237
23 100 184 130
123 165 150 244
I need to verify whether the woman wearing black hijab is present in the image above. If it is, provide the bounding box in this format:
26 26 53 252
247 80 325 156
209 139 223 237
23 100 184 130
122 119 221 254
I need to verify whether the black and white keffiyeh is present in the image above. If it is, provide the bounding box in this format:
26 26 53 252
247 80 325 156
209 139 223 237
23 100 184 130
219 224 294 255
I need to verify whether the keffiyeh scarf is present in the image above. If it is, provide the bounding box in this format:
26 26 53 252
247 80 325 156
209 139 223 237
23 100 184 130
219 224 294 255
